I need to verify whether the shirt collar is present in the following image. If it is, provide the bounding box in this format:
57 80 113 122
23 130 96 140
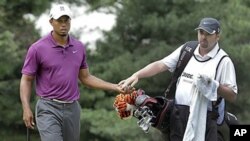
48 31 73 48
194 42 220 60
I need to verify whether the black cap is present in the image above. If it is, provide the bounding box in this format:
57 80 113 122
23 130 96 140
195 17 220 34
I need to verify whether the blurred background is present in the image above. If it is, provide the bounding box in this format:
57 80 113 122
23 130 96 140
1 0 250 140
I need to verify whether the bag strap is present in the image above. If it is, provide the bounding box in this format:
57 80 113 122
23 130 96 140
165 41 198 98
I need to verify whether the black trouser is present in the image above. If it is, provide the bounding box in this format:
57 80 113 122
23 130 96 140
166 105 219 141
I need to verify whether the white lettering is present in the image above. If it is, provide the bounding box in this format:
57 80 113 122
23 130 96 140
234 129 247 136
241 129 247 136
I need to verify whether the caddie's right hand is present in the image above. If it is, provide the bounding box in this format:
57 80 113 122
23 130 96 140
119 74 139 92
23 108 35 129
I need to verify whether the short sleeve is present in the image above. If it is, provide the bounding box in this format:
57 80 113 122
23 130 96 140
21 46 39 76
161 45 183 72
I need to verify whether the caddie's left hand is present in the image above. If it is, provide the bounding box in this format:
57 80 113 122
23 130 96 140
193 74 219 100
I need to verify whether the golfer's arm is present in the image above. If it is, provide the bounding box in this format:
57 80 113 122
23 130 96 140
20 74 34 111
78 68 117 91
133 60 168 79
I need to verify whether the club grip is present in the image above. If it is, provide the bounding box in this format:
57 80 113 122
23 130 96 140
27 128 30 141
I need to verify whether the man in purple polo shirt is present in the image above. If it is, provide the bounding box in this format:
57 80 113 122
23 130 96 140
20 4 123 141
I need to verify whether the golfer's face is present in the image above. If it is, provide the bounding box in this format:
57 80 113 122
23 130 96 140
51 16 71 36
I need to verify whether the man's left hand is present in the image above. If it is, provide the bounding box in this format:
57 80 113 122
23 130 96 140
194 74 219 100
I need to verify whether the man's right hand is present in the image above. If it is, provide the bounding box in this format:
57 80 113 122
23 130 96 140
119 75 139 91
23 108 35 129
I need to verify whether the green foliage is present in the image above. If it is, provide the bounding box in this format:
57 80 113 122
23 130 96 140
1 0 250 140
0 80 22 125
0 31 19 79
225 44 250 123
85 0 250 137
81 108 164 141
85 0 118 11
0 128 40 141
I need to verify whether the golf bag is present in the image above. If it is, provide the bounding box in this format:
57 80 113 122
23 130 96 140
133 94 174 133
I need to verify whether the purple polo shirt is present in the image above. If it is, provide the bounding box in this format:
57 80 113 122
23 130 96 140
21 32 88 101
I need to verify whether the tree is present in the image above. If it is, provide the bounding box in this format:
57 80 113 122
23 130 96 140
1 0 250 140
83 0 250 140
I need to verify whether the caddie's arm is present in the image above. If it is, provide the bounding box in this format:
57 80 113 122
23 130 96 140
20 74 35 129
120 60 169 89
194 74 237 103
218 85 237 103
217 59 238 103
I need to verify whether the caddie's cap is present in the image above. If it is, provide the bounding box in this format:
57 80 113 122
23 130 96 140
195 17 220 34
49 4 72 20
